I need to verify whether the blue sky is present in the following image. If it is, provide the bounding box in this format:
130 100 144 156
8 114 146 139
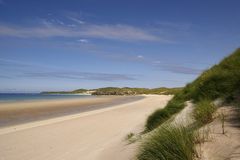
0 0 239 92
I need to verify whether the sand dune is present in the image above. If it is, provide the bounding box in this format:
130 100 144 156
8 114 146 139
198 106 240 160
0 95 172 160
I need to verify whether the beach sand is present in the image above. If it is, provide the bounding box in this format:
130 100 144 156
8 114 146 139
0 95 172 160
0 96 143 127
198 106 240 160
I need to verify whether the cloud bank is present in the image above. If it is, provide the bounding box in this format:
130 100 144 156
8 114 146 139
0 23 160 42
0 59 137 81
154 63 203 75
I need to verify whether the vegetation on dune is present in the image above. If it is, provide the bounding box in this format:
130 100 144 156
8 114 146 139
146 87 182 95
139 49 240 160
145 96 185 131
184 48 240 102
193 99 216 125
137 125 197 160
145 48 240 131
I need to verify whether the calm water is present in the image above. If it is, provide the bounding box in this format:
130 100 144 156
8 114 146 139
0 93 94 102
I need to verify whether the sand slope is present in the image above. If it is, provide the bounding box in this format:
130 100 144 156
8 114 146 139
0 95 171 160
199 106 240 160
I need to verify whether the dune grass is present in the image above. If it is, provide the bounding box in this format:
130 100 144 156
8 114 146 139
145 97 185 131
193 99 216 125
184 48 240 102
138 49 240 160
137 125 197 160
145 48 240 131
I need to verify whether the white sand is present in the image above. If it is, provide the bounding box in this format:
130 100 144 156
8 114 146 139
198 106 240 160
0 95 172 160
171 101 194 126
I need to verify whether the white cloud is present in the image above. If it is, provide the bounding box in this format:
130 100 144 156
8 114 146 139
77 39 89 43
0 58 137 81
68 17 85 24
67 24 76 27
56 19 64 25
137 55 144 59
0 23 161 42
81 24 159 41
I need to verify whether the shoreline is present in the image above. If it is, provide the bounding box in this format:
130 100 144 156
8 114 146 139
0 95 144 128
0 95 172 160
0 93 94 103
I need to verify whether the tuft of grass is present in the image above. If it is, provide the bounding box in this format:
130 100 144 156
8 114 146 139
137 125 197 160
125 132 134 140
125 132 140 144
193 99 216 125
145 97 185 131
145 108 169 131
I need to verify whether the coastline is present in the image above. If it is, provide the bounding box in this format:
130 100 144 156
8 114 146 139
0 95 144 128
0 95 172 160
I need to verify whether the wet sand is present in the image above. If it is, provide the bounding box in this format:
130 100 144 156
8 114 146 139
0 96 143 127
0 95 172 160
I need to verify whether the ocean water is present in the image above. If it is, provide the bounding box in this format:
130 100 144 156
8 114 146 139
0 93 94 102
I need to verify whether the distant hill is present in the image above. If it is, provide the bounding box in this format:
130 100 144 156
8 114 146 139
41 87 182 96
92 87 181 95
41 89 88 94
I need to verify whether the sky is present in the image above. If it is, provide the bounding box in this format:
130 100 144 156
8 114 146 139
0 0 240 92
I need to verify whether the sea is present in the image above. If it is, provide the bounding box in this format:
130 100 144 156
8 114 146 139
0 93 94 102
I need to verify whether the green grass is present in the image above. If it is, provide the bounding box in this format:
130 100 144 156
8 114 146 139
183 48 240 102
145 48 240 131
193 99 216 125
137 125 197 160
145 97 185 131
139 49 240 160
125 132 140 144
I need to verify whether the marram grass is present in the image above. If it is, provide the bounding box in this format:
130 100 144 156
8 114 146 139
145 48 240 131
138 125 197 160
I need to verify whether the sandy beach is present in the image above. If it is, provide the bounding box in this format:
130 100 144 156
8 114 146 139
0 96 143 127
0 95 172 160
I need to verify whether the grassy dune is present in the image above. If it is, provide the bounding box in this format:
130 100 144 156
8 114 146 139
138 125 196 160
145 48 240 131
139 48 240 160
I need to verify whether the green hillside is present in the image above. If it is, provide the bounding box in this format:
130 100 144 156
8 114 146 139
146 48 240 130
42 87 182 95
138 49 240 160
92 87 182 95
41 89 87 94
